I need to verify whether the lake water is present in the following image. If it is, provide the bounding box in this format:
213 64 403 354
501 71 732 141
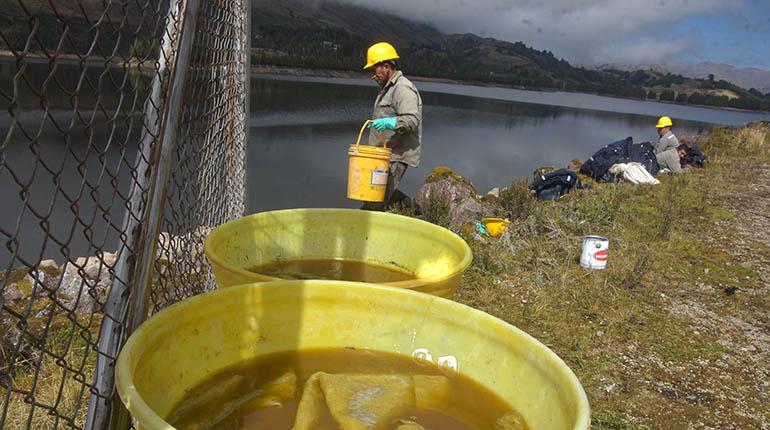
247 74 768 212
2 62 769 266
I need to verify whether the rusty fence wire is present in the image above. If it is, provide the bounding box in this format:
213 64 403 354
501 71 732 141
0 0 250 428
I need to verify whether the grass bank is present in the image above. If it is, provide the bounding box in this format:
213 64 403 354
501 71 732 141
407 122 770 428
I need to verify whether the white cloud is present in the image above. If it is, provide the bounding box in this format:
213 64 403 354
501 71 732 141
593 37 692 65
338 0 743 65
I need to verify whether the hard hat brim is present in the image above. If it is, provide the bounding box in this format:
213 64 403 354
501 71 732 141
362 55 400 71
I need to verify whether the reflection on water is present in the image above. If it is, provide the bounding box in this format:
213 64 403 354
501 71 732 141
2 64 768 265
247 258 415 282
247 76 767 213
0 60 148 268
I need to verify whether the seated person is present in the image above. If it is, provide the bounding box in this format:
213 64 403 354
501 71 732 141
655 115 680 154
656 143 692 174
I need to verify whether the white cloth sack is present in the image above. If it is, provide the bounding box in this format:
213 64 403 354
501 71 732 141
609 162 660 185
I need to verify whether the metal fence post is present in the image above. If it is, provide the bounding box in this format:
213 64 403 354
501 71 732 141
242 0 252 216
85 0 202 428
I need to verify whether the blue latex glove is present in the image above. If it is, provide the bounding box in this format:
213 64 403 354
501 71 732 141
369 117 397 131
475 221 491 237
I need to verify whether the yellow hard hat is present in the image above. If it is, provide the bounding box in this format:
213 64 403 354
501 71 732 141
656 116 673 128
363 42 400 70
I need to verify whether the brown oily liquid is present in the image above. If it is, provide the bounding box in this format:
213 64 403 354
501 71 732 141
248 258 415 283
167 348 527 430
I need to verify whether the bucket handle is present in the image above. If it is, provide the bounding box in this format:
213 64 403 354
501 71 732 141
354 119 389 150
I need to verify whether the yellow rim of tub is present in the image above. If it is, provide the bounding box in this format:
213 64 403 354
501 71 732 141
203 209 473 291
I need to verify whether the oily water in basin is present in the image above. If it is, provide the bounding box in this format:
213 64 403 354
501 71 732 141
248 259 415 283
166 348 527 430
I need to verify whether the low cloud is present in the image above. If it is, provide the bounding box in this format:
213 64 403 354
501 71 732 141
593 37 692 66
338 0 742 65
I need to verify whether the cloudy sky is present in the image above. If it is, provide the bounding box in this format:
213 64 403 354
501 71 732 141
341 0 770 69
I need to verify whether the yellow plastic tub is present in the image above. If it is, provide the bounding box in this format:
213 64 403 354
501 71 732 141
115 281 590 430
204 208 473 297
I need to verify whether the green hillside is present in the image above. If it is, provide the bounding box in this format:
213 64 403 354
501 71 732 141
1 0 768 111
250 0 770 111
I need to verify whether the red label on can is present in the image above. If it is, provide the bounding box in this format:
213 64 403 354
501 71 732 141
594 250 608 262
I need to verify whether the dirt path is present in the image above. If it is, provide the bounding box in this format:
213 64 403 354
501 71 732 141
710 164 770 427
656 164 770 429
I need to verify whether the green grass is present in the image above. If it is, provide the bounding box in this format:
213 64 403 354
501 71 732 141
401 122 770 428
2 320 98 429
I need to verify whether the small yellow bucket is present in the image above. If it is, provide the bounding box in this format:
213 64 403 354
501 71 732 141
347 120 392 202
481 217 512 238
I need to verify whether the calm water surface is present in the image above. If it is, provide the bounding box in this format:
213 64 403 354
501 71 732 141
247 75 768 212
2 62 769 265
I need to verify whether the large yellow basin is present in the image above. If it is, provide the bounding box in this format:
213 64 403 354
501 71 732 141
115 281 590 430
204 208 473 297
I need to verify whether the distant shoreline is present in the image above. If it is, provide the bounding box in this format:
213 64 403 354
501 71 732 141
250 64 469 86
250 64 770 116
0 52 765 115
250 64 540 88
0 50 153 72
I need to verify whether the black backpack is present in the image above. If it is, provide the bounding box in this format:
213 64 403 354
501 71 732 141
580 138 629 180
531 169 586 200
681 146 707 167
627 141 661 176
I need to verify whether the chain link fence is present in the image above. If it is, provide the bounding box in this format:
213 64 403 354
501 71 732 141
0 0 250 428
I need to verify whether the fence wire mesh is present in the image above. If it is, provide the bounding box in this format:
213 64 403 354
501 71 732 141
0 0 249 428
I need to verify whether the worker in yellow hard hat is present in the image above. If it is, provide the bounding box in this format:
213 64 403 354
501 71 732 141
654 115 680 154
361 42 423 211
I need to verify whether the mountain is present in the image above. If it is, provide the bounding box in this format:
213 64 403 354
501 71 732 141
0 0 142 24
666 62 770 94
592 62 770 94
591 62 670 74
251 0 444 45
1 0 768 111
252 1 617 90
250 1 770 111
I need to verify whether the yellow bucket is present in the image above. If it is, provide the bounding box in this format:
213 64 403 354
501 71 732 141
347 120 392 202
481 217 512 238
115 281 591 430
204 208 472 297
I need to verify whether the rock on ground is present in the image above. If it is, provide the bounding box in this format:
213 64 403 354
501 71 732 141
415 166 495 225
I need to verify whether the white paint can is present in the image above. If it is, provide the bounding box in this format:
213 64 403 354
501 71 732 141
580 235 609 270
